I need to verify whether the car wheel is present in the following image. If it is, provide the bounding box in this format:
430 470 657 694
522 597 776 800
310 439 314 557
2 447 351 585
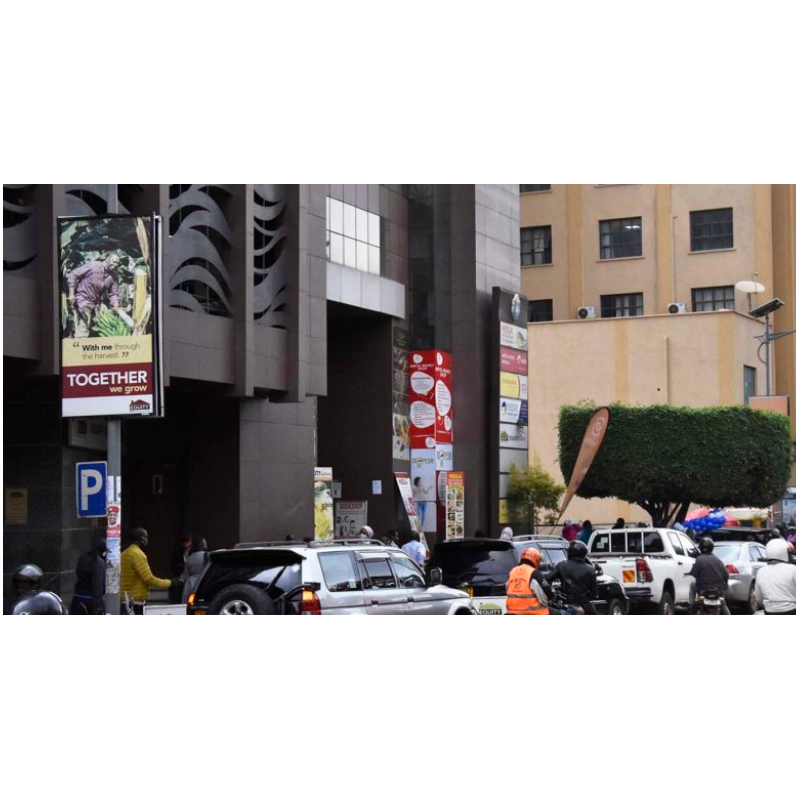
607 598 626 616
208 584 276 615
743 584 758 615
657 590 675 615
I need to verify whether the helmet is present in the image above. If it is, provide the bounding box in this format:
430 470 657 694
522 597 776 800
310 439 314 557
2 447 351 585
12 564 43 595
699 537 714 554
358 525 374 539
567 540 588 560
520 548 542 568
765 538 789 563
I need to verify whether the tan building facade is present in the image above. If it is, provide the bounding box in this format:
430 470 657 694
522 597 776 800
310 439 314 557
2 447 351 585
519 184 796 521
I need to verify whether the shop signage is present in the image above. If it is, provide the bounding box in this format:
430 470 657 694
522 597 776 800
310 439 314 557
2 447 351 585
500 423 528 450
335 501 368 538
4 488 28 526
499 346 528 375
500 322 528 351
58 214 163 418
499 372 528 400
500 398 528 425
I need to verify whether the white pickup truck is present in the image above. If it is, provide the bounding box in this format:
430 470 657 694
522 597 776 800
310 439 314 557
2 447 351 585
587 527 700 614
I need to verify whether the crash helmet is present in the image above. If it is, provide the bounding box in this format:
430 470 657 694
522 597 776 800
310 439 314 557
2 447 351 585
765 538 790 563
520 548 542 568
567 540 588 560
12 564 43 595
699 537 715 554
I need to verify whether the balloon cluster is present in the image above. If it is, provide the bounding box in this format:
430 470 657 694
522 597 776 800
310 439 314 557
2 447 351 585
684 509 727 533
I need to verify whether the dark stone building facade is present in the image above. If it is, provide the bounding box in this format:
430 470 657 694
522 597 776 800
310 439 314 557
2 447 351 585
3 184 519 607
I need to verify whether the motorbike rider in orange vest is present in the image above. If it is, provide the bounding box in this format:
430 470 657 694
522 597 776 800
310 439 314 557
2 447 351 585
506 548 553 615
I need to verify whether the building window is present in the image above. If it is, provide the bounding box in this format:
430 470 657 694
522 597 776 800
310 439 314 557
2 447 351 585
521 225 552 266
692 285 734 312
744 366 757 404
691 208 733 252
326 197 381 274
600 293 644 318
528 299 554 322
520 185 551 193
599 217 642 260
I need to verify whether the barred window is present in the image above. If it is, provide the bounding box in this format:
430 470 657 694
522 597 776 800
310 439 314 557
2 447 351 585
691 208 733 252
521 225 552 266
599 217 642 260
520 185 551 193
600 293 644 318
528 299 554 322
692 285 734 312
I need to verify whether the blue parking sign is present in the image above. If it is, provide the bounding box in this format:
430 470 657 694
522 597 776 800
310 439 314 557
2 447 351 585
76 461 108 518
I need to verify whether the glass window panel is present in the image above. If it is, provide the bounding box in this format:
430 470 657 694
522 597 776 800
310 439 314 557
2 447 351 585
356 208 369 243
356 240 369 272
329 198 344 234
369 245 381 274
344 203 356 238
329 232 344 265
344 237 357 269
368 213 380 246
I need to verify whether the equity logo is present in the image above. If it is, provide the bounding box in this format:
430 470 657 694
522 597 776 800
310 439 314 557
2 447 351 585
129 398 151 414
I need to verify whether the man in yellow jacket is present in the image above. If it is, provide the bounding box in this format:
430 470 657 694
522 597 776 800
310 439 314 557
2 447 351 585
120 528 173 613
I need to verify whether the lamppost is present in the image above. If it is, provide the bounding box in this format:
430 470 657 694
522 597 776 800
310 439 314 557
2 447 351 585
749 297 795 395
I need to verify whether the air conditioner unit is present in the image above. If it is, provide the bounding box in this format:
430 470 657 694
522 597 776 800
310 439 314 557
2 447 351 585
577 306 596 320
668 302 687 314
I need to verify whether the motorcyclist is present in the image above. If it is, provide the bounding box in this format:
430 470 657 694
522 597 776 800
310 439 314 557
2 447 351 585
689 537 730 614
547 540 598 614
11 564 68 615
505 547 551 615
755 538 796 615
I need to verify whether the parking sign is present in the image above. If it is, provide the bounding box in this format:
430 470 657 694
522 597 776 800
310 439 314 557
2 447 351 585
76 461 108 517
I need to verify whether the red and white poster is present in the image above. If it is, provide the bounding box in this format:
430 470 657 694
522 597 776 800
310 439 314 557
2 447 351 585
499 346 528 375
409 350 452 447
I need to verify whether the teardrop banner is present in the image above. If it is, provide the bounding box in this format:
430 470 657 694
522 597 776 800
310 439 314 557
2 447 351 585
558 407 611 519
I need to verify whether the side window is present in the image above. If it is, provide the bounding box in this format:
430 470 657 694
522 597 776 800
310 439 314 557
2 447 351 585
610 532 627 553
627 531 642 553
591 533 610 553
756 545 767 560
319 553 360 592
643 532 665 554
391 555 426 589
749 545 763 561
668 533 685 556
679 534 699 558
362 558 397 590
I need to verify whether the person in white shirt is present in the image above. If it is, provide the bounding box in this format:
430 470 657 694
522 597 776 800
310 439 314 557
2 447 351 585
402 531 427 567
755 538 796 615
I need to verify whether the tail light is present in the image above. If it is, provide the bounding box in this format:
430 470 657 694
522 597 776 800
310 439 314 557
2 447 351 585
187 592 196 607
301 589 321 615
635 558 654 583
726 564 739 574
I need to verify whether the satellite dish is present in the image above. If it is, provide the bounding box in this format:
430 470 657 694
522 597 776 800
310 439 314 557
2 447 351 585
735 280 765 294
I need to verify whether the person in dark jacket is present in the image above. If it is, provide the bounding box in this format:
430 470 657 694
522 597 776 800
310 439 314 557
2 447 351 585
548 540 598 614
689 537 730 614
181 537 209 603
70 532 107 614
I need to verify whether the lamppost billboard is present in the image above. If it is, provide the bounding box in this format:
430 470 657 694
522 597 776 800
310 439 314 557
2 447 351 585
58 214 164 418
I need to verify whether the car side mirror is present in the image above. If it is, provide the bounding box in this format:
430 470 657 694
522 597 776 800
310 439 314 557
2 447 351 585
428 567 442 586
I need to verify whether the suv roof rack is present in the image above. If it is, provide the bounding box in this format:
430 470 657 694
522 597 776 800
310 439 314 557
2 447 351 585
233 538 387 550
512 535 564 542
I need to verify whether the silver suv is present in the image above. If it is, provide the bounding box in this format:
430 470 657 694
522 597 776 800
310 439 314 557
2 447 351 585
187 539 474 615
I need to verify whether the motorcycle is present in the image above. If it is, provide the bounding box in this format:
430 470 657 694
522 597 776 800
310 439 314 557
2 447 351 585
695 590 725 615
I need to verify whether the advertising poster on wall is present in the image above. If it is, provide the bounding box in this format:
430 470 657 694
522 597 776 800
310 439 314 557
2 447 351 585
314 467 334 541
499 346 528 375
500 322 529 350
58 215 163 418
499 372 528 400
500 398 528 425
445 472 466 541
334 500 368 538
392 327 411 461
500 423 528 449
410 449 436 532
408 350 453 447
395 472 423 534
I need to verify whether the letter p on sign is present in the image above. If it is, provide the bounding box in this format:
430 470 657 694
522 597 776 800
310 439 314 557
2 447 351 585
76 461 108 517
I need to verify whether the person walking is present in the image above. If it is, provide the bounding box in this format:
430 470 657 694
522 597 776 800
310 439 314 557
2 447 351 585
578 520 594 545
755 538 796 615
402 531 427 567
182 537 210 604
70 532 107 614
120 527 175 613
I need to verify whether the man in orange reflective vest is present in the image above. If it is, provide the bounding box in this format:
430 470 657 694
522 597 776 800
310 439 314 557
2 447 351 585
506 548 552 615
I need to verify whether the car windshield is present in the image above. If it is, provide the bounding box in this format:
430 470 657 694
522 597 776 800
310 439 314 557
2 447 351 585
430 542 517 587
542 546 567 565
711 544 743 563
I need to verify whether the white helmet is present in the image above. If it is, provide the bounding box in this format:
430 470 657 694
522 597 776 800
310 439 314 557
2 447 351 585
766 538 790 562
359 525 374 540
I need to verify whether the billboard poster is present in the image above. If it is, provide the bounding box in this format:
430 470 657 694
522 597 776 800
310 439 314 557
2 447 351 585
409 350 453 447
500 398 528 424
500 372 528 400
445 472 466 541
410 449 436 530
335 500 368 538
500 423 528 450
58 215 163 418
314 467 334 541
500 347 528 375
392 327 411 462
395 472 423 535
500 322 528 350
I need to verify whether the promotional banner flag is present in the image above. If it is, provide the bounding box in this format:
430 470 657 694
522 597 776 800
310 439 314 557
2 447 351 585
395 472 423 535
558 407 611 519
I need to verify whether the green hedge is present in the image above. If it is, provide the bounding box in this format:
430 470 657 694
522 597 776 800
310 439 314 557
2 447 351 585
559 404 793 510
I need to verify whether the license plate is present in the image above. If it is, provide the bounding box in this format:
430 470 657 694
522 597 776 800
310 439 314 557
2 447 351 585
704 598 721 606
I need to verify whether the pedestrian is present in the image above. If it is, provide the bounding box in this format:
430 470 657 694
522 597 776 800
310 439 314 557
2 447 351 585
578 519 594 545
182 537 209 604
612 517 625 529
120 527 176 613
358 525 374 540
169 533 193 603
499 527 514 541
383 530 400 548
562 519 578 542
402 531 427 567
755 538 796 615
66 251 122 338
70 531 107 614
